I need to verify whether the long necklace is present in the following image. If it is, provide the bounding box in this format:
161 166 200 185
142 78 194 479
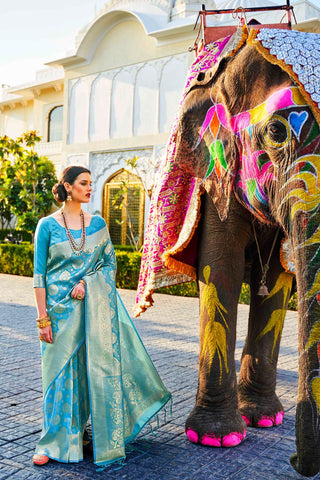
60 209 86 255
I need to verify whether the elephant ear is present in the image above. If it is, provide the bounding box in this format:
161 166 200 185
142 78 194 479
174 86 238 222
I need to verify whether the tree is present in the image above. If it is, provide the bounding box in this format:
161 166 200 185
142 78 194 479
0 136 22 229
0 131 57 235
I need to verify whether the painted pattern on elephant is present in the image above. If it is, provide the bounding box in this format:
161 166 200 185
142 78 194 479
256 272 293 357
200 265 229 382
197 86 311 221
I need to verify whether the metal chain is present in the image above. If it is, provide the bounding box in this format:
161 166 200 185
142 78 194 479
252 220 280 285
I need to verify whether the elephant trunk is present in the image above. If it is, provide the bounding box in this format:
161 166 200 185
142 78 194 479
289 217 320 477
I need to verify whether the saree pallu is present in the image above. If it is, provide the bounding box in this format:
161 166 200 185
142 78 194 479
34 216 171 466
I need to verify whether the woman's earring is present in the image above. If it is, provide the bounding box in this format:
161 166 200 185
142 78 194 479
67 191 72 202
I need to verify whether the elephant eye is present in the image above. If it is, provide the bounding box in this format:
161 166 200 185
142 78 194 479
262 115 291 148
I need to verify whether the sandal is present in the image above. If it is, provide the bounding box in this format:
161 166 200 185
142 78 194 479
33 454 49 466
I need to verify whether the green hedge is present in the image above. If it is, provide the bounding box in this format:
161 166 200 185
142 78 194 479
0 243 297 308
113 245 135 252
116 251 142 289
0 243 34 276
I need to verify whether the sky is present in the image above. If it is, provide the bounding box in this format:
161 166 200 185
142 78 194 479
0 0 107 88
0 0 319 89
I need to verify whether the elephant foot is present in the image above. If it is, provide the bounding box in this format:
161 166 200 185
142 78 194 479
185 406 246 448
239 388 284 429
241 411 284 428
186 428 246 447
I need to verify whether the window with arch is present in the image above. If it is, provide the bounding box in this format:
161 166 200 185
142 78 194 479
103 170 145 248
48 105 63 142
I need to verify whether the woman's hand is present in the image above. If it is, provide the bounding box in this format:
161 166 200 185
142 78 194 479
39 325 53 344
71 281 85 301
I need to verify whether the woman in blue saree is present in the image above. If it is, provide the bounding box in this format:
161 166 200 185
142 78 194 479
33 165 171 467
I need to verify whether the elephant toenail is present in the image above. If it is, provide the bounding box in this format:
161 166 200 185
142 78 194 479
186 429 199 443
275 411 284 425
201 435 221 447
222 431 246 447
257 417 274 428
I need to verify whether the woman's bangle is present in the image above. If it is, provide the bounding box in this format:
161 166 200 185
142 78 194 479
37 315 51 328
37 319 51 329
79 279 85 287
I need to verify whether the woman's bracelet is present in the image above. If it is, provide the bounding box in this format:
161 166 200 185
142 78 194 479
37 314 51 329
37 319 51 329
79 279 85 287
37 320 51 329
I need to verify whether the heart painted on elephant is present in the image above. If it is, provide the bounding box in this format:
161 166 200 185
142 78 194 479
289 111 309 141
311 377 320 413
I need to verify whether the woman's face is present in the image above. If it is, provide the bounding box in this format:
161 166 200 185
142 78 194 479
65 173 92 204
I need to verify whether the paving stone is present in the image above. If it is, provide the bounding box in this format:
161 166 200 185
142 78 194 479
0 466 20 479
1 274 320 479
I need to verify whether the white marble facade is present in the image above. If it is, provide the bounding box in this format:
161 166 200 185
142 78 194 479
66 52 188 217
68 53 188 144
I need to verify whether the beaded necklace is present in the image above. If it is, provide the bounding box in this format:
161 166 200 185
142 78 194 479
60 209 86 256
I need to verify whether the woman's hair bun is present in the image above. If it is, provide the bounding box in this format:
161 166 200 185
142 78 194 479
52 183 67 203
52 165 91 203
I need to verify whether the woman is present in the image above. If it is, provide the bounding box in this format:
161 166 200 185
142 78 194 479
33 165 171 467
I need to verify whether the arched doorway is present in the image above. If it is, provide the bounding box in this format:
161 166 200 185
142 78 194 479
103 170 145 248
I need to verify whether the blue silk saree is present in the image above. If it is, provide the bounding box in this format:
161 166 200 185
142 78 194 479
33 215 171 466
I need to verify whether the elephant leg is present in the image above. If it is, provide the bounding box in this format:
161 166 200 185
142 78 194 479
186 194 250 448
238 232 293 428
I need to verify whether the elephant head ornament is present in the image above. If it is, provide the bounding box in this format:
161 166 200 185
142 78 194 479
172 30 320 477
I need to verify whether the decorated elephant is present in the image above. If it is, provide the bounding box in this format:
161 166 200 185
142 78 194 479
135 26 320 477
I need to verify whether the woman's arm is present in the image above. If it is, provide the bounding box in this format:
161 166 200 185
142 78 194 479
33 219 53 343
34 287 53 343
34 287 47 318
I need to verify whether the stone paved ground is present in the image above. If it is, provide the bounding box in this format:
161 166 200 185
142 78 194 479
0 273 319 480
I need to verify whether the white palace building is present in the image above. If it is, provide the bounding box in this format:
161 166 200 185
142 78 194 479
1 0 319 245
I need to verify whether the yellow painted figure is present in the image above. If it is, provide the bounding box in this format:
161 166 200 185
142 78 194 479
200 266 229 383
